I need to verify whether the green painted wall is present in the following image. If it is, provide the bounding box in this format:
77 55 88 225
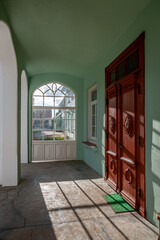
28 73 84 162
83 0 160 227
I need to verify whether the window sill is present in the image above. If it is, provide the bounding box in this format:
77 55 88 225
82 141 98 152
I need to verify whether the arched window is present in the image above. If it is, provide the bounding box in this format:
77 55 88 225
32 83 76 141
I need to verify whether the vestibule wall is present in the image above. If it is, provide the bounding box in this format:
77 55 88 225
83 0 160 227
29 73 84 162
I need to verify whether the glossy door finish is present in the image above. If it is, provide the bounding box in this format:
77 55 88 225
105 33 145 217
118 75 137 209
106 85 118 190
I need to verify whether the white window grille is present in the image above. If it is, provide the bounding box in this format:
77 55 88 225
32 83 76 141
88 84 97 143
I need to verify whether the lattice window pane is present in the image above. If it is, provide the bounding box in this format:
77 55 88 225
33 96 43 106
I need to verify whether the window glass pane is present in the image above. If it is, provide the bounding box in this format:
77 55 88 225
110 69 116 85
56 83 61 89
33 96 43 106
54 130 66 140
66 109 76 119
33 131 43 140
92 127 96 137
44 97 54 107
33 89 43 96
44 90 54 96
44 109 54 119
65 97 75 107
47 83 53 89
92 115 95 125
118 61 126 80
33 120 43 130
91 90 97 101
64 131 75 140
44 131 54 140
33 109 43 118
39 85 49 93
52 83 57 92
55 90 64 96
59 86 69 94
55 109 65 119
128 50 139 73
44 120 54 130
66 120 75 130
66 90 74 97
55 120 65 130
92 104 96 114
55 97 65 107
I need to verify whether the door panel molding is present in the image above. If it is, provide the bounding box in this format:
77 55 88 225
105 32 145 217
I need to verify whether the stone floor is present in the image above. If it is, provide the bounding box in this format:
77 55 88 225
0 160 158 240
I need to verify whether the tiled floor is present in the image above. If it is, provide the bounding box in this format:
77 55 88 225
0 160 158 240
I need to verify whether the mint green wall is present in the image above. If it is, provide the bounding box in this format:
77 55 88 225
28 73 84 162
83 0 160 227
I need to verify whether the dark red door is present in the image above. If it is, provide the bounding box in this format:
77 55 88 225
106 85 118 191
105 33 145 217
118 75 137 209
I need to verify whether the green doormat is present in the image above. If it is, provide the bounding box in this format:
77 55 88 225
104 194 135 213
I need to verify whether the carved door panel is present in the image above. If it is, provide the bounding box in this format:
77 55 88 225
106 85 118 190
105 33 145 216
118 75 137 209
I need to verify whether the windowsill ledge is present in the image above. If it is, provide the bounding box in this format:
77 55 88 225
82 141 98 152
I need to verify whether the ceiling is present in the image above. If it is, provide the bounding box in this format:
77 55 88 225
2 0 150 78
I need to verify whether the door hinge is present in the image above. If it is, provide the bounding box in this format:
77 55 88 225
106 132 108 139
106 98 108 105
138 84 141 95
138 187 141 198
138 136 141 147
106 166 108 173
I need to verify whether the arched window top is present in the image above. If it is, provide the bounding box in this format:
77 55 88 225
32 82 76 141
33 83 75 98
33 83 76 108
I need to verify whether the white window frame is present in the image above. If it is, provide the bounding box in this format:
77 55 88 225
32 83 76 142
88 84 97 144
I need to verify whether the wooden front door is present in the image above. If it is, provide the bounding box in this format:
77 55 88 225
118 74 137 209
105 33 145 217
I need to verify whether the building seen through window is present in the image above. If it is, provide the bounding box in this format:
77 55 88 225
32 83 76 141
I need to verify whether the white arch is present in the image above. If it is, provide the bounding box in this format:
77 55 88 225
21 70 28 163
0 21 18 186
0 63 3 184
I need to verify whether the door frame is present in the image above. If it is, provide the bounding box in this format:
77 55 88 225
105 32 145 217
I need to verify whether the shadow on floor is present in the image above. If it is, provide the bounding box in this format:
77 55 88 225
0 160 158 240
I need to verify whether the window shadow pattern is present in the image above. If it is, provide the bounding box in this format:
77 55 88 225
0 160 158 240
